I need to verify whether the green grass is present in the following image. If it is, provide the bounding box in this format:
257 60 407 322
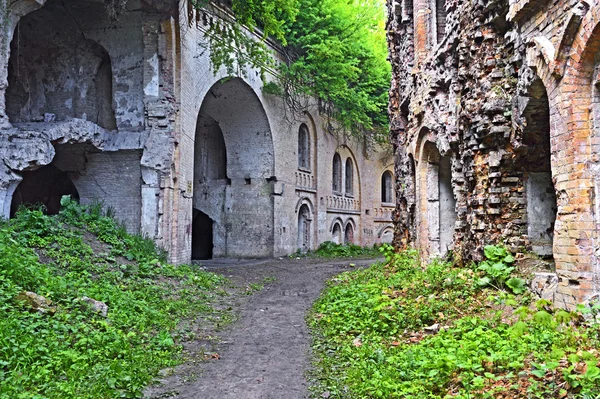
309 246 600 398
298 241 382 259
0 198 228 398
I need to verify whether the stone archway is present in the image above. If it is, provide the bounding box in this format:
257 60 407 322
332 222 343 244
193 78 275 258
344 222 355 244
521 78 556 258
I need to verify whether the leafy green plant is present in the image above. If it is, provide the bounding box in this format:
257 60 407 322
477 245 526 294
0 200 229 398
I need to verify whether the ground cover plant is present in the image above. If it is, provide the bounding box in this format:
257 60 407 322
297 241 382 259
0 198 228 399
309 245 600 398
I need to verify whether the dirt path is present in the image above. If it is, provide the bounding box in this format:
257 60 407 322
144 257 381 399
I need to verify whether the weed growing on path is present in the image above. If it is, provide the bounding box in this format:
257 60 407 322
0 199 229 398
308 245 600 398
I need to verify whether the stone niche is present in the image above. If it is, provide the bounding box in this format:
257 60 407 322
7 0 117 130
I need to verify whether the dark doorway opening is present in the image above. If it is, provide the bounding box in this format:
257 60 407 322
192 209 214 260
10 164 79 217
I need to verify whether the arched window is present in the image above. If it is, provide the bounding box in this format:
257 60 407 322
298 123 310 170
381 171 393 203
345 158 353 196
332 153 342 193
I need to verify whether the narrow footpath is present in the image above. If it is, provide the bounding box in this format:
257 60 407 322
144 257 381 399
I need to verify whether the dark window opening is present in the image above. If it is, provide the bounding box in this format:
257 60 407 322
434 0 447 44
332 153 342 193
298 123 310 170
381 170 393 203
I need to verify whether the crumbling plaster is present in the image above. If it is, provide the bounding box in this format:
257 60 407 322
1 0 395 265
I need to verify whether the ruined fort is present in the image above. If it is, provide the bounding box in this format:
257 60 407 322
0 0 394 264
387 0 600 306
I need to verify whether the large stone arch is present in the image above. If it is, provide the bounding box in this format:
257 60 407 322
192 77 275 258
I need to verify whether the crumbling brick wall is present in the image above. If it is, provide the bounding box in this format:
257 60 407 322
388 0 600 307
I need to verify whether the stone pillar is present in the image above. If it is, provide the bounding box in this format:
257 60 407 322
140 13 182 262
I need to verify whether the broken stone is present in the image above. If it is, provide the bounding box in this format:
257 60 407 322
15 291 56 314
530 273 558 301
424 323 440 334
77 296 109 317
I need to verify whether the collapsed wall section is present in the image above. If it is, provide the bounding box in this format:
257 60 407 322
1 0 178 241
388 0 599 306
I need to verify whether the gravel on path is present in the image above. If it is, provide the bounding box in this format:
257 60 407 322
144 257 381 399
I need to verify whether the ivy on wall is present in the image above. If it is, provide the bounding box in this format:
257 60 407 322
190 0 390 138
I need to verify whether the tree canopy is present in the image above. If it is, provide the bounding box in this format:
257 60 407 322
193 0 390 137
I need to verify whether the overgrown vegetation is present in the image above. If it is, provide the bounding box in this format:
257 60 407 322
296 241 382 259
193 0 390 137
309 245 600 398
0 198 228 398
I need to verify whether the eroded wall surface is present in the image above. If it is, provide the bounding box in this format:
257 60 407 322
387 0 600 306
0 0 395 265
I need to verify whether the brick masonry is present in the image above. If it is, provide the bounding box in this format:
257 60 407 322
0 0 394 264
387 0 600 307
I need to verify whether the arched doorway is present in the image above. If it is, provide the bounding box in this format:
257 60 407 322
297 204 311 252
193 78 275 258
344 223 354 244
192 209 214 260
10 165 79 216
522 79 556 258
332 222 343 244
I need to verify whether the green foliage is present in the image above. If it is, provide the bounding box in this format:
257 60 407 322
478 245 526 294
194 0 390 137
0 199 228 398
309 249 600 398
277 0 390 136
303 241 381 258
